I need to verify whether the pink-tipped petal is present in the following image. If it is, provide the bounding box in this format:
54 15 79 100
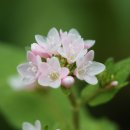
61 76 75 88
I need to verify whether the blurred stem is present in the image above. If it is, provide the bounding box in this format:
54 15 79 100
68 92 80 130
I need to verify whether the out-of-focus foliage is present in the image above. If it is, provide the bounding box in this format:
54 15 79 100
0 43 119 130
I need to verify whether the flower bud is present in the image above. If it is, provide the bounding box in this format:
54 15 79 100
61 76 75 88
110 81 118 86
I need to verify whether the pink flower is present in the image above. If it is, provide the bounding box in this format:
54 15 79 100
58 29 87 64
17 51 41 86
33 28 61 56
75 50 105 85
38 57 69 88
22 120 41 130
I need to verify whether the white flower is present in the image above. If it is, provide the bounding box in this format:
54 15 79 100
75 50 105 85
38 57 69 88
58 29 87 64
22 120 41 130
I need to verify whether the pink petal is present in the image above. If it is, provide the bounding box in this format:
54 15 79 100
31 43 51 58
39 63 50 76
60 67 69 79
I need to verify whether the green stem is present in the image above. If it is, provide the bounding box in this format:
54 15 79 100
68 92 80 130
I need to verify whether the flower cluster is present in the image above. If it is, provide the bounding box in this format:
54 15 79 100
17 28 105 88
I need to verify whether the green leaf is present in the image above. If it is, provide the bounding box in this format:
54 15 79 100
81 57 130 106
114 57 130 88
81 117 118 130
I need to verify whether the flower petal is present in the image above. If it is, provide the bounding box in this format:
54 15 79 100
86 61 105 75
27 51 37 64
60 67 69 79
22 122 35 130
47 27 59 39
47 57 61 71
35 120 41 130
84 40 95 49
84 75 98 85
35 34 46 47
69 28 80 36
49 79 61 88
31 43 50 58
17 63 37 78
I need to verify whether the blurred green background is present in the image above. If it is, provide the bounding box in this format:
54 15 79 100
0 0 130 130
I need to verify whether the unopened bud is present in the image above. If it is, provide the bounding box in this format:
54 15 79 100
110 81 118 86
61 76 75 88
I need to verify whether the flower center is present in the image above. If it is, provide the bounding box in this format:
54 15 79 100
49 71 59 81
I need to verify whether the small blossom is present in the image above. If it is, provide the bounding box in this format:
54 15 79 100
22 120 41 130
75 50 105 85
61 76 75 88
38 57 69 88
17 51 41 86
58 29 87 64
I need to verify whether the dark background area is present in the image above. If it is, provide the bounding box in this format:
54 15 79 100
0 0 130 130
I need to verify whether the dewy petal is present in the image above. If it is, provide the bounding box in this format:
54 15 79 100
22 122 35 130
35 34 46 47
60 67 69 79
86 61 105 76
84 40 95 49
84 75 98 85
49 79 61 88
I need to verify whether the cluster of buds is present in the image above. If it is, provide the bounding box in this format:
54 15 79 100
17 28 105 89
